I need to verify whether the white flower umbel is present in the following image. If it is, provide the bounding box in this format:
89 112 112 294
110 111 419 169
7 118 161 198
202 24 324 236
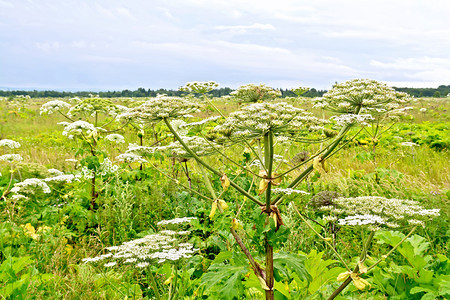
231 84 281 103
127 136 218 159
272 188 310 195
104 134 125 144
117 96 201 122
157 217 197 226
0 154 23 164
313 79 413 113
61 120 96 138
116 153 148 164
322 196 440 229
83 227 197 268
0 139 21 149
40 100 72 115
338 214 385 226
44 174 80 183
10 178 51 194
401 142 419 147
47 168 64 176
214 102 325 140
179 81 219 94
99 158 119 176
330 114 374 127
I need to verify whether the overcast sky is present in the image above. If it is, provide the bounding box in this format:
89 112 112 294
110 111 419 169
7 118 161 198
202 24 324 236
1 0 449 91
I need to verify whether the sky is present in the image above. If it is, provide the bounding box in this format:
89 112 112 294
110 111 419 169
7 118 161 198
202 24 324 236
1 0 449 91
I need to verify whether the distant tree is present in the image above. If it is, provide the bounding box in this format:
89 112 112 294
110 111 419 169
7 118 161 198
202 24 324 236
433 91 441 98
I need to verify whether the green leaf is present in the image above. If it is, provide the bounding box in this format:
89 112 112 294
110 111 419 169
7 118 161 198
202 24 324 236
267 224 290 247
273 252 311 283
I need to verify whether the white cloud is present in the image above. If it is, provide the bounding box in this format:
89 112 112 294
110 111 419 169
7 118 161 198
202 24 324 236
214 23 275 31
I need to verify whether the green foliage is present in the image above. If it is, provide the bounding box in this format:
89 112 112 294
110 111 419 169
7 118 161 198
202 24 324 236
371 230 450 299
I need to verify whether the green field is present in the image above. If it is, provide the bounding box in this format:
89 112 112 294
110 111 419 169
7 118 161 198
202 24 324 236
0 83 449 299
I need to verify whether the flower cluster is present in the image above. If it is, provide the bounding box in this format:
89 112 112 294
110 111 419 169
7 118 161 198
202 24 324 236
0 139 21 149
104 134 125 144
179 81 219 94
117 96 201 122
314 79 413 114
44 174 80 183
98 158 119 176
40 100 72 115
272 188 310 195
127 136 218 159
214 102 325 140
291 87 310 96
116 153 148 164
61 120 97 138
231 84 281 103
67 98 119 118
157 217 197 226
11 178 51 194
0 154 23 164
330 114 374 127
83 219 197 268
320 196 440 229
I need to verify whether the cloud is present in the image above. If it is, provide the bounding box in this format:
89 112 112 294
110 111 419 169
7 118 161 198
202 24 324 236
214 23 275 31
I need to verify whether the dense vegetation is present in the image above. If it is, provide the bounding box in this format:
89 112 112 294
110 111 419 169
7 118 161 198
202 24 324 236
1 84 449 99
0 81 448 299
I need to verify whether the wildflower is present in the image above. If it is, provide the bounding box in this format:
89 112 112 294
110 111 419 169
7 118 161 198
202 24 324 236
40 100 71 115
179 81 219 94
104 134 125 144
47 168 64 176
61 120 97 137
322 196 440 229
401 142 419 147
313 79 413 114
44 174 79 183
0 154 23 163
214 102 325 141
0 139 21 149
157 217 197 226
116 153 148 164
231 84 281 103
272 188 310 195
10 178 51 194
117 96 201 122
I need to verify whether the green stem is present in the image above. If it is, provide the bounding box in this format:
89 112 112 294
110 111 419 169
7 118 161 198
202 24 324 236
367 226 417 272
263 131 274 300
164 118 264 206
197 161 217 200
292 204 351 272
203 95 225 118
272 112 360 206
327 230 375 300
147 267 161 300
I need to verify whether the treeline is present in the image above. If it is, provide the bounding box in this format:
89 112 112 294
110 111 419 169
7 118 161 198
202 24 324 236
394 85 450 98
0 87 325 99
0 85 448 99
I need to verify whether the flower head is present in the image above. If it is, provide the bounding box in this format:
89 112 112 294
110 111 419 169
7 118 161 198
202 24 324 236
231 84 281 103
0 139 21 149
40 100 71 115
314 79 413 114
179 81 219 94
117 96 201 122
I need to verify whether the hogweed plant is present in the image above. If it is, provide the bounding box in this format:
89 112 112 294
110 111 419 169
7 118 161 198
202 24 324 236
86 79 437 299
41 97 126 208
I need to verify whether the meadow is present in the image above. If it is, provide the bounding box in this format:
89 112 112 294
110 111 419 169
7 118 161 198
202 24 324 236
0 81 449 299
